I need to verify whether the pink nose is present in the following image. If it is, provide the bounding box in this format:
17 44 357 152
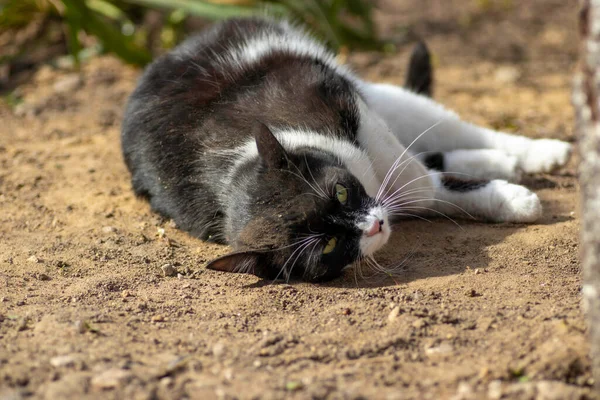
366 219 383 237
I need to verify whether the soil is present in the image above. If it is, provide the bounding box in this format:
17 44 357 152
0 0 596 399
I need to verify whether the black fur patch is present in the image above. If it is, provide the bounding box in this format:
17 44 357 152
423 152 444 171
441 176 489 192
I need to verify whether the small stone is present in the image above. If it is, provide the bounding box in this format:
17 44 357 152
388 306 400 322
74 320 87 334
151 315 165 323
488 380 503 400
16 317 30 331
341 308 352 315
53 74 82 93
91 368 133 390
494 66 520 84
102 226 116 233
474 268 480 274
412 319 427 329
425 342 453 356
121 290 131 298
451 382 475 400
177 273 184 280
36 273 51 281
160 377 173 387
50 355 77 368
27 255 39 263
212 342 226 358
161 264 176 277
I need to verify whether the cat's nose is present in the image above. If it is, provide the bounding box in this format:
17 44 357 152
366 219 383 237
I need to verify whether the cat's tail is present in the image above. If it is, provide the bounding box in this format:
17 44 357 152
404 41 433 97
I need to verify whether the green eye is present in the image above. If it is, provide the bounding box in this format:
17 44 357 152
335 184 348 204
323 237 337 254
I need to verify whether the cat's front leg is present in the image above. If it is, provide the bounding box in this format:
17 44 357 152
430 175 542 223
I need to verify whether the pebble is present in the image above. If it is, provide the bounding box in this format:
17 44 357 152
74 320 87 334
450 382 475 400
388 306 400 322
36 273 51 281
161 264 177 277
488 380 503 400
102 226 116 233
27 255 39 263
425 343 453 356
53 74 82 94
212 342 226 358
50 355 77 368
412 318 427 329
151 315 165 323
91 368 133 390
494 66 521 84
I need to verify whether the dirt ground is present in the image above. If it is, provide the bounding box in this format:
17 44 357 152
0 0 596 399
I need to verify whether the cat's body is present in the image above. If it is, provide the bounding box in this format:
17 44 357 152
122 18 571 282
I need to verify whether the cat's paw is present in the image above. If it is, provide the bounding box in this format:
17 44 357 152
489 180 542 223
518 139 572 174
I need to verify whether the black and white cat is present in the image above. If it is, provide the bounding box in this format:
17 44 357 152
121 18 571 282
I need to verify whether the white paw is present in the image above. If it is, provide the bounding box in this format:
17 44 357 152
489 180 542 223
518 139 572 174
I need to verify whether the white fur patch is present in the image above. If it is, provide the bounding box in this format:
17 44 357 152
509 139 572 173
431 175 542 223
443 149 522 182
222 129 380 197
222 20 354 80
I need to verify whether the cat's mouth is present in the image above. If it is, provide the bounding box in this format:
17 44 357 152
358 206 391 256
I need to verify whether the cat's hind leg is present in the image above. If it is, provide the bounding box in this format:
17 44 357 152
421 149 522 182
357 81 572 174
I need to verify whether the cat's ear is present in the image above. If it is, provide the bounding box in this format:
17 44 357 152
206 251 272 278
254 121 289 170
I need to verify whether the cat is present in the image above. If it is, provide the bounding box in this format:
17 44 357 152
121 18 572 282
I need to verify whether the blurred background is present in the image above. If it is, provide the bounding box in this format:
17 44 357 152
0 0 381 90
0 0 523 92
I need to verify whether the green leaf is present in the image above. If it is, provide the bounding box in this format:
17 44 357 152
61 0 152 66
123 0 260 20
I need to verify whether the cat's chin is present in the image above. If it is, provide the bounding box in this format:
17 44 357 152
359 226 391 256
357 206 391 256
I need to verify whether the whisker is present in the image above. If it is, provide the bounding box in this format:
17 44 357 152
386 197 475 220
387 205 465 230
379 151 435 202
381 171 443 206
304 154 329 199
273 238 319 282
286 169 327 200
376 119 446 201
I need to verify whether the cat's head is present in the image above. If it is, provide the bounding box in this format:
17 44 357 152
207 123 390 282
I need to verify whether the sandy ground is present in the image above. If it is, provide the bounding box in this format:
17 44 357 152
0 0 596 399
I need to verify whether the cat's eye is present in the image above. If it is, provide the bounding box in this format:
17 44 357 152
335 184 347 204
323 237 337 254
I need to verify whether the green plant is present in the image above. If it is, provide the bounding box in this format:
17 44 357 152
0 0 380 68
